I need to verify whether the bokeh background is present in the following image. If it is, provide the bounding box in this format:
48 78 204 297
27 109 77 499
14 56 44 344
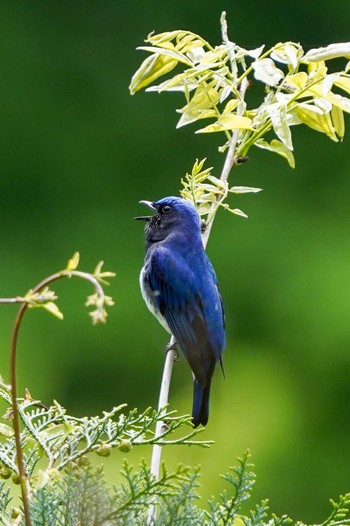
0 0 350 521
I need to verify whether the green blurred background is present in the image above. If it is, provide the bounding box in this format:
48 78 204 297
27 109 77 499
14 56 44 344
0 0 349 521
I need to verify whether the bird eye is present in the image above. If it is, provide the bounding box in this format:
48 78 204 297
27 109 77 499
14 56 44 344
162 205 172 213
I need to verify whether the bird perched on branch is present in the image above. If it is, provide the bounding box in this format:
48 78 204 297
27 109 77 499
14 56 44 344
135 196 225 427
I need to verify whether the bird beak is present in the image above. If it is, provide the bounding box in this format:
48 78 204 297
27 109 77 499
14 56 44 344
134 200 156 221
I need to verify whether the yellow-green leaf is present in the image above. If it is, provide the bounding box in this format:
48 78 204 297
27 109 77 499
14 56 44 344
223 99 239 114
129 54 178 95
66 251 80 271
196 114 252 133
334 76 350 95
285 72 308 90
255 138 295 168
137 46 192 66
271 42 303 68
296 106 338 141
42 302 64 320
331 105 345 139
146 30 184 47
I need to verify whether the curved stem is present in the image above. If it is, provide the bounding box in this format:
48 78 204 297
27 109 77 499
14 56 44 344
9 267 111 525
10 273 60 526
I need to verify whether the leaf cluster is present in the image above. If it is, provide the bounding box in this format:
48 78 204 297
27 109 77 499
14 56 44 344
130 23 350 164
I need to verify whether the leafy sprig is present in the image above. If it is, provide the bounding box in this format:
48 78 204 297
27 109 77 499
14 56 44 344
130 13 350 220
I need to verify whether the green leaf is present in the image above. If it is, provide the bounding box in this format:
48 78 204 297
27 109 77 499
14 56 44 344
331 105 345 139
285 72 308 90
295 106 338 141
137 45 193 66
176 85 220 127
196 114 252 133
255 138 295 168
229 186 263 194
66 251 80 271
129 54 178 95
42 302 64 320
334 75 350 95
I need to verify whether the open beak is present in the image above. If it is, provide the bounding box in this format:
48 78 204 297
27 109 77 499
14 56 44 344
134 200 156 221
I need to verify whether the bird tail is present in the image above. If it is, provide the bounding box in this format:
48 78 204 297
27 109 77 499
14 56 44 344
192 379 211 427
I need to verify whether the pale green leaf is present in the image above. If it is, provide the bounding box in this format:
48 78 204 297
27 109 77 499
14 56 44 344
331 105 345 138
295 106 338 141
223 205 248 218
196 114 252 133
246 45 265 59
334 75 350 95
223 99 239 114
129 54 178 94
303 42 350 62
271 42 303 68
146 30 184 47
229 186 263 194
146 71 198 93
267 103 293 150
42 302 64 320
177 109 216 128
252 58 284 87
176 85 221 127
137 46 193 66
285 72 308 90
255 138 295 168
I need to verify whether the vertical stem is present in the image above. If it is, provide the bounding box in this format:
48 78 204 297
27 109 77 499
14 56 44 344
10 304 32 526
147 13 250 523
149 340 176 480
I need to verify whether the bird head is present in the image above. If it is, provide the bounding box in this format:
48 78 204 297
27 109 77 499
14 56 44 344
134 196 201 245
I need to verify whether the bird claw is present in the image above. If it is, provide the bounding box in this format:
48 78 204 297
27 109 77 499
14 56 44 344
165 341 180 361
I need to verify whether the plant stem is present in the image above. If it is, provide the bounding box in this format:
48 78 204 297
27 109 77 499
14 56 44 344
147 15 250 522
10 273 60 526
9 266 112 525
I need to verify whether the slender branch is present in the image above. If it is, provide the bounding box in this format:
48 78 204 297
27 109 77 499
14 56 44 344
10 273 60 526
147 14 250 523
0 297 26 304
9 265 114 526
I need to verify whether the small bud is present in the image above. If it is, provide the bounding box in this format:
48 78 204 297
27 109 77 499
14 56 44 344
77 455 90 467
118 439 132 453
0 466 12 479
96 443 112 457
11 473 21 485
11 508 21 519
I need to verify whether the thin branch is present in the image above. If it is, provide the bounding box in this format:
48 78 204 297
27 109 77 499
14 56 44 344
147 13 250 524
10 273 60 526
9 265 114 526
0 297 26 304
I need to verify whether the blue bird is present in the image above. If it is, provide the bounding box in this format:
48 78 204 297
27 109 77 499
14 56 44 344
135 196 225 427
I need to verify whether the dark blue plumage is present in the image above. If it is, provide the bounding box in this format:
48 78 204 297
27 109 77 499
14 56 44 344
135 196 225 426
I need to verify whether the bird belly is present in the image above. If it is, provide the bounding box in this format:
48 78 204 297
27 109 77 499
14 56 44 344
139 266 171 334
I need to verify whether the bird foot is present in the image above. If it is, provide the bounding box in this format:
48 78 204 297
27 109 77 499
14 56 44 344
165 341 180 361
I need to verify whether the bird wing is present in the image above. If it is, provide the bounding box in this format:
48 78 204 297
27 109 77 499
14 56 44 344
147 246 221 386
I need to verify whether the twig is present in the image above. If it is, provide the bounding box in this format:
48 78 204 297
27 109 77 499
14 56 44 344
147 12 250 523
